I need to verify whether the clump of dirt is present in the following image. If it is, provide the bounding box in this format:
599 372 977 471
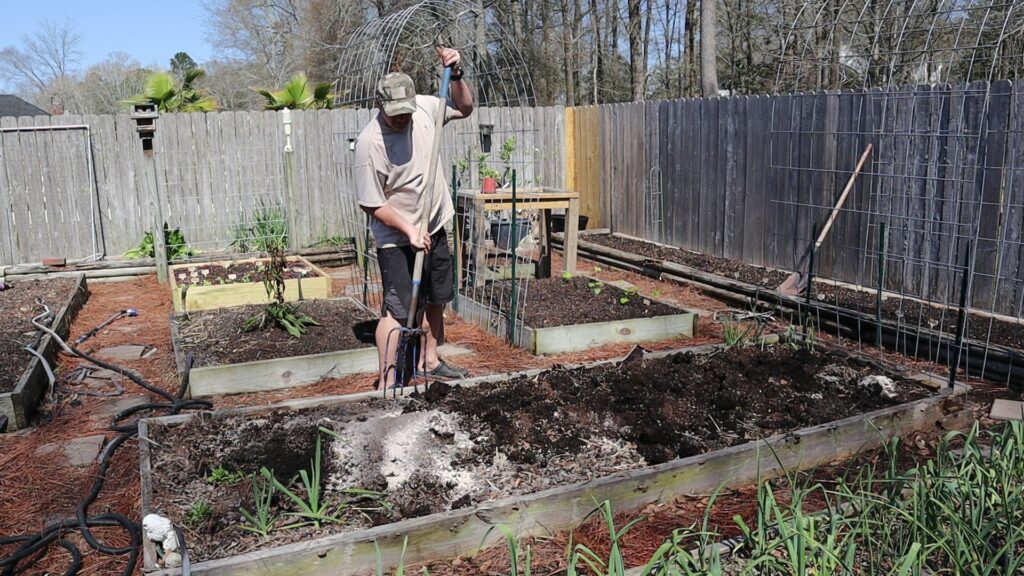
176 298 375 367
173 261 317 287
0 277 82 392
462 276 683 328
422 346 929 465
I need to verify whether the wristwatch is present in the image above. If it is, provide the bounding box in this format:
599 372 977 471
450 66 464 81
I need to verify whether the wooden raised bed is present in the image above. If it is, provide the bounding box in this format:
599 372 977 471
170 256 331 313
456 278 697 355
557 231 1024 385
138 343 969 575
171 297 377 397
1 274 88 430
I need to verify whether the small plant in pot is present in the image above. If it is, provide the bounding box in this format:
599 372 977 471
479 157 501 194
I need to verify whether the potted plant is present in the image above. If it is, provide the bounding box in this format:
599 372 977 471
478 153 501 193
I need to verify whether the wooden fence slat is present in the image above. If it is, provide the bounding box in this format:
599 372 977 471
1000 81 1024 318
973 80 1012 309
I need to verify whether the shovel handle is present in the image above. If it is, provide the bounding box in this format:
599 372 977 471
814 143 872 249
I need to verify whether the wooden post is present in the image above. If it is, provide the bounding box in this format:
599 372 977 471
147 156 168 283
564 195 580 275
282 109 299 253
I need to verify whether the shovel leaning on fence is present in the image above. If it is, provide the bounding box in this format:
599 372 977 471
778 144 873 297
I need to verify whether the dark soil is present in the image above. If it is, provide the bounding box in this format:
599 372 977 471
173 261 318 287
0 277 81 393
176 298 375 367
417 346 929 465
146 344 931 564
463 277 682 328
588 234 1024 350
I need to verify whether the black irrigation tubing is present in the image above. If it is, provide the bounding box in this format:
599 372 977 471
556 237 1024 386
0 312 209 576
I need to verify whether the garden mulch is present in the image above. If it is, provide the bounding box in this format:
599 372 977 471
0 277 81 393
145 344 927 564
462 276 683 328
587 234 1024 350
175 298 375 367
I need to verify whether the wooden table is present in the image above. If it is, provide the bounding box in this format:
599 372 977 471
455 188 580 287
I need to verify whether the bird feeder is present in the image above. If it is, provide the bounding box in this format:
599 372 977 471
130 103 159 157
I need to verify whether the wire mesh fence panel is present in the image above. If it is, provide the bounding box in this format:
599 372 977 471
331 0 544 346
769 0 1024 387
155 112 289 265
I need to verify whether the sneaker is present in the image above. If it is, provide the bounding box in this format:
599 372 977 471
425 360 470 381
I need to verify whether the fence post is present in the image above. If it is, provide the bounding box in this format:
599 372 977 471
876 222 888 347
282 108 299 253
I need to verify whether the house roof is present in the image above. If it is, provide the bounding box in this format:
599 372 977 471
0 95 49 117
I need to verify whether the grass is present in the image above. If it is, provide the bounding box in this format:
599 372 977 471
231 201 288 253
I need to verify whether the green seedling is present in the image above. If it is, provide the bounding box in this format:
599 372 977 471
588 280 603 296
561 270 574 281
618 287 639 305
207 465 246 485
185 499 213 525
260 432 336 528
239 474 277 538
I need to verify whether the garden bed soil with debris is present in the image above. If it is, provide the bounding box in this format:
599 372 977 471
145 344 931 564
587 234 1024 350
0 277 82 393
462 276 681 328
173 261 319 287
175 298 375 368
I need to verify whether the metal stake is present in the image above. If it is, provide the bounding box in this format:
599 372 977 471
949 240 973 390
803 220 818 329
876 222 888 347
508 170 518 344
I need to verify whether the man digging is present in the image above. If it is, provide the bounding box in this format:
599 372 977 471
354 47 474 388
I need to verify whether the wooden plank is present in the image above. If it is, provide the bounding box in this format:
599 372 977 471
972 80 1011 309
724 96 744 260
905 86 933 300
170 256 331 312
742 96 765 266
698 98 718 256
1000 82 1024 318
923 85 951 302
684 99 702 251
186 344 378 397
142 384 966 575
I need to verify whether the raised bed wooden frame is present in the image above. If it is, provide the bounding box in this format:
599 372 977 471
170 296 377 397
169 256 332 313
1 274 88 430
455 277 698 355
559 231 1024 385
139 343 969 575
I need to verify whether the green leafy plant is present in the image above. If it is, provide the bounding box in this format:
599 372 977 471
499 137 517 185
123 224 196 260
567 500 644 576
618 287 639 306
307 232 353 249
478 153 501 181
185 499 213 525
258 73 336 110
244 246 318 336
207 465 246 485
260 432 336 529
721 320 763 349
123 70 218 113
231 202 288 253
588 280 603 296
239 474 277 538
561 270 574 281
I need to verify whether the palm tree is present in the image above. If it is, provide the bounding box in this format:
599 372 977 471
124 69 218 113
258 74 336 110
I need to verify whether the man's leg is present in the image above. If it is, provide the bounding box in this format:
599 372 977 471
375 311 403 388
420 303 444 372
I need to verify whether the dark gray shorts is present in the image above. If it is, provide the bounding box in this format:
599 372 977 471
377 228 454 323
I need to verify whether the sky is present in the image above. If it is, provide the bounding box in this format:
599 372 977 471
0 0 214 90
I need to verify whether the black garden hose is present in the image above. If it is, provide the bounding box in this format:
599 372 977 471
0 311 208 575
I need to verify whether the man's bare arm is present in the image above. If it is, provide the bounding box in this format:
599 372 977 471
361 205 432 250
436 46 474 119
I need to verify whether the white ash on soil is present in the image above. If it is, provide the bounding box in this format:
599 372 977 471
324 406 645 516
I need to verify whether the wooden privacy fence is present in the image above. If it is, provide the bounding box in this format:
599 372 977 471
1 84 1021 317
0 107 566 268
586 81 1024 318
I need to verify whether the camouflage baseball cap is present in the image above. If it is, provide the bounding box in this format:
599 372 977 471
377 72 417 116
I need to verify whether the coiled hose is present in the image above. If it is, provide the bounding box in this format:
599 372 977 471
0 305 210 576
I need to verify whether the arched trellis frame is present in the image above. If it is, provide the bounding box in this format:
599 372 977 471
769 0 1024 385
331 0 545 345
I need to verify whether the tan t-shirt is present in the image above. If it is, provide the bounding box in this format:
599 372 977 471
354 94 456 248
